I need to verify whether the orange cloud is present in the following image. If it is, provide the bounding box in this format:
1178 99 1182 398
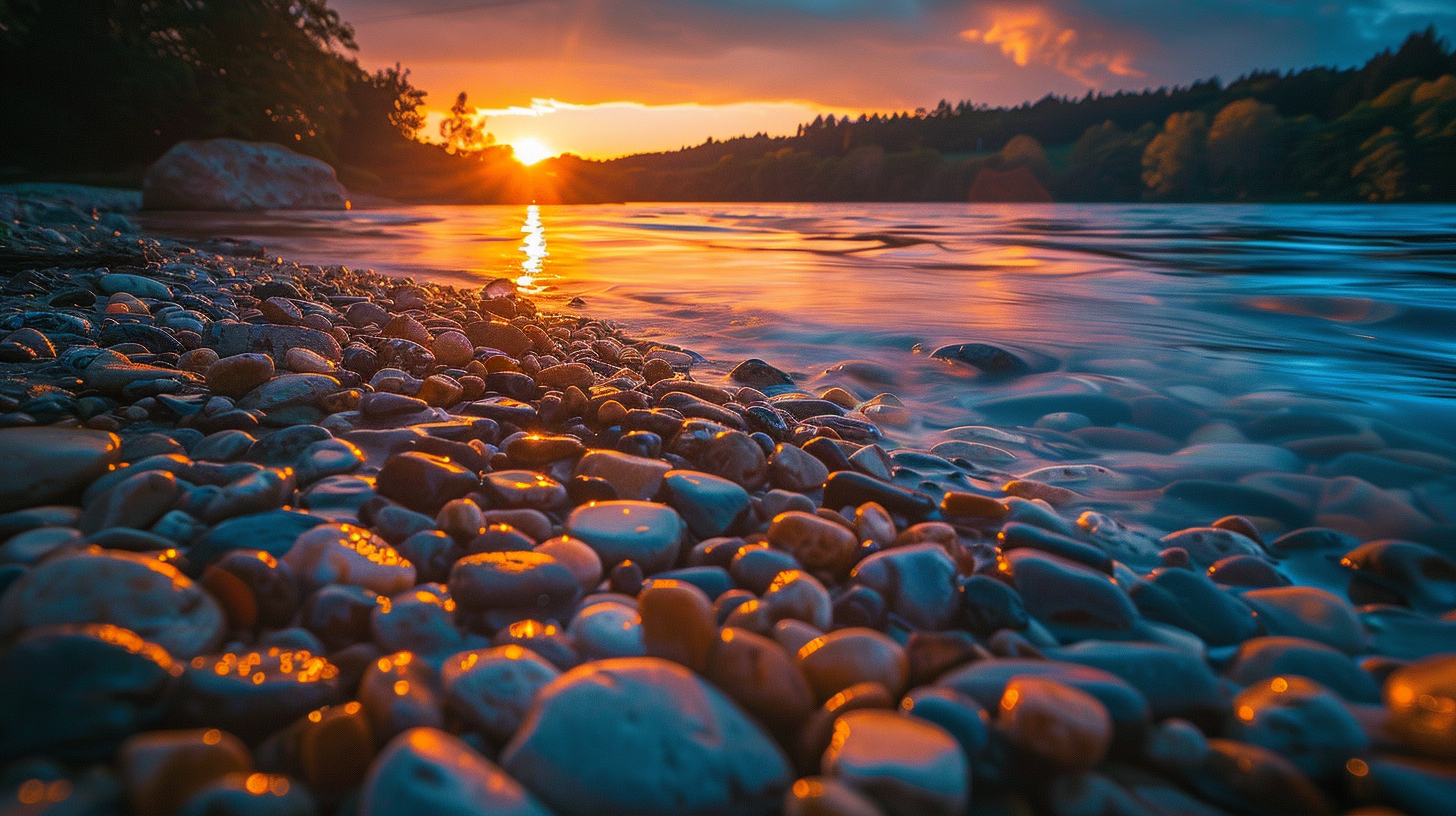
961 6 1145 87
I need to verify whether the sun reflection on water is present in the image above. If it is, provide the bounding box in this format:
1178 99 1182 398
516 204 548 294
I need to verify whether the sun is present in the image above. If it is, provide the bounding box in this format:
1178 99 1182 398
511 137 554 166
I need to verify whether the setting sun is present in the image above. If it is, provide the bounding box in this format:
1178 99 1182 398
510 137 554 166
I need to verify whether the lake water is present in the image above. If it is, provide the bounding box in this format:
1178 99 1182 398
139 202 1456 450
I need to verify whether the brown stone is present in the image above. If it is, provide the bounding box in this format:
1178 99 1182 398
1385 654 1456 759
796 627 908 702
538 362 595 390
822 709 968 816
466 321 532 357
795 682 896 774
769 511 860 577
383 314 432 346
998 675 1112 770
433 330 475 367
762 570 833 630
699 430 769 489
573 450 672 501
940 491 1008 520
121 728 253 816
852 503 896 548
260 297 303 325
206 353 275 399
416 375 465 407
640 579 717 673
534 536 603 591
285 347 334 373
783 776 885 816
375 452 480 515
707 627 816 733
178 347 219 374
771 443 830 492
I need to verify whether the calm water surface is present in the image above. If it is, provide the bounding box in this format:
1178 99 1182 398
139 203 1456 448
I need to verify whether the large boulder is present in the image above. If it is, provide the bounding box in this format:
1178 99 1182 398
143 139 349 210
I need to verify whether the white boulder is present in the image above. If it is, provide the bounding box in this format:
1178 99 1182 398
143 138 349 210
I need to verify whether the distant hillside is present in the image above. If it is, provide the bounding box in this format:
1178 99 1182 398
538 28 1456 203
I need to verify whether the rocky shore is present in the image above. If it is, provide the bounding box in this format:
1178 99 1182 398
0 190 1453 816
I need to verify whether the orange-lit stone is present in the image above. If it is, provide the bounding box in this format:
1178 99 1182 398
797 627 908 702
822 709 967 816
997 675 1111 770
121 728 252 816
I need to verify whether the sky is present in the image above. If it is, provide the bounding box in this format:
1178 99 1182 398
331 0 1456 160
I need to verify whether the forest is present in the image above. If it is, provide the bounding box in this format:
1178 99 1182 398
2 1 1453 203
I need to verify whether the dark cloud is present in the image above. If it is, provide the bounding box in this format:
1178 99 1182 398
331 0 1456 109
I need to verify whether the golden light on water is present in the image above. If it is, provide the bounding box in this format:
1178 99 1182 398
510 137 554 165
516 204 548 293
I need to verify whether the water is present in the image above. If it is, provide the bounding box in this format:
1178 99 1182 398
138 202 1456 450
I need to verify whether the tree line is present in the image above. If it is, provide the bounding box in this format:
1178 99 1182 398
1 1 1452 203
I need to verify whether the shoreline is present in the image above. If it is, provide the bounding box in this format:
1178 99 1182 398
1 189 1454 815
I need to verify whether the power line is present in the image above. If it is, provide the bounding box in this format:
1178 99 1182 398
355 0 541 24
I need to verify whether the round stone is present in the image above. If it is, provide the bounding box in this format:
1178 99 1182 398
432 331 475 367
1240 586 1365 655
358 651 444 741
572 450 672 502
849 544 960 632
500 657 793 816
769 443 829 492
663 469 752 538
563 501 685 574
174 648 341 741
698 430 769 489
998 675 1112 770
0 428 121 512
206 354 276 399
120 728 253 816
998 549 1141 642
282 524 417 595
285 347 334 374
1385 654 1456 760
797 627 908 702
533 536 602 592
371 585 465 657
768 511 859 578
640 580 717 673
483 470 568 510
0 624 181 761
568 601 646 661
175 772 316 816
706 627 816 733
376 452 480 516
762 570 833 631
0 548 225 658
441 646 561 743
1230 676 1368 778
360 727 551 816
448 551 583 634
822 709 968 816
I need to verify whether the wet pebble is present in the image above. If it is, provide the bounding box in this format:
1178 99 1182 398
822 708 968 816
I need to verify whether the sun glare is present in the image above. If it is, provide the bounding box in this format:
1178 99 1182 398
511 137 554 165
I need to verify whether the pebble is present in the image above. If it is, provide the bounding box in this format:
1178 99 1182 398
1384 654 1456 760
448 550 582 633
1241 586 1366 655
371 584 463 656
360 727 551 816
770 443 830 492
0 548 225 658
533 535 603 591
822 708 968 816
782 777 885 816
569 600 646 660
998 549 1142 642
282 524 417 595
563 500 685 574
357 651 444 739
173 648 341 741
483 470 568 510
640 580 718 672
120 728 253 816
849 544 960 631
768 510 860 578
1230 676 1368 778
796 627 908 701
500 657 793 815
441 646 560 743
707 627 817 732
0 428 121 511
0 624 181 761
572 449 671 500
206 354 276 399
662 469 752 538
998 675 1112 769
375 452 479 515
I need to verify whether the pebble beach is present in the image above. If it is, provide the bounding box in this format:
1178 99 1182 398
1 190 1454 816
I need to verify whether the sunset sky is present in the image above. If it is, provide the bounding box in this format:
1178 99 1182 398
331 0 1456 160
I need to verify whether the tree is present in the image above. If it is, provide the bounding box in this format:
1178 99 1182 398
438 92 492 155
1352 126 1409 201
1207 98 1282 198
1142 111 1209 199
